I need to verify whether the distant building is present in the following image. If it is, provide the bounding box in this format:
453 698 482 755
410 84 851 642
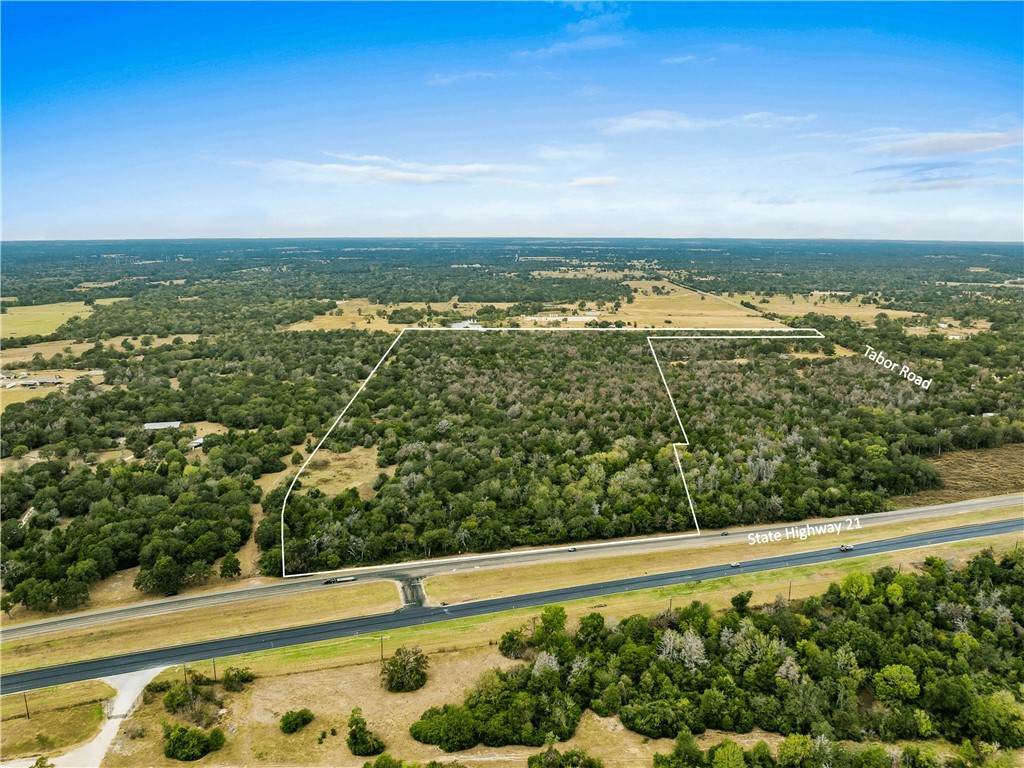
143 421 182 430
187 437 205 450
450 320 485 330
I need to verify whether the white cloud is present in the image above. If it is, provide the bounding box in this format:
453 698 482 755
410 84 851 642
872 128 1023 157
662 54 698 64
536 144 607 162
516 34 625 58
567 176 620 187
236 154 535 185
597 109 816 134
426 71 501 86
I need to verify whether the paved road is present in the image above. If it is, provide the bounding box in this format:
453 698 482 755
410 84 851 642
3 516 1020 694
4 493 1020 641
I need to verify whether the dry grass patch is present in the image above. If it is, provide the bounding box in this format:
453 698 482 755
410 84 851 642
300 446 393 499
599 281 781 329
285 298 516 332
0 333 200 365
1 581 401 674
0 679 115 761
425 505 1022 605
891 445 1024 507
0 368 105 411
732 292 920 323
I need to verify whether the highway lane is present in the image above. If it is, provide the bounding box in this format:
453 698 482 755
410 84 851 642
4 493 1020 641
3 516 1020 695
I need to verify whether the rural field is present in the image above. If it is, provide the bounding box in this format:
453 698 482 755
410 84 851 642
1 299 125 338
0 680 115 761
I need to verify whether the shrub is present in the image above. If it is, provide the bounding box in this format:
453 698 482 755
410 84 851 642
347 707 386 756
280 708 315 733
499 628 528 659
381 646 429 693
409 704 478 752
162 682 221 728
527 746 604 768
221 666 256 692
163 724 225 761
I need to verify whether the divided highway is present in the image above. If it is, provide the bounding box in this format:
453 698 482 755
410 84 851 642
4 493 1019 641
3 516 1020 695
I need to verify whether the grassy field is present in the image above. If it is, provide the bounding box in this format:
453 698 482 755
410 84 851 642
425 505 1022 605
732 292 920 322
285 298 516 332
298 446 392 499
571 280 782 329
0 679 115 761
0 333 200 365
101 536 1018 768
0 580 401 674
0 299 125 338
891 444 1023 507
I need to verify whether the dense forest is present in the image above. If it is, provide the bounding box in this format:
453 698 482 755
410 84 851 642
1 239 1021 609
408 549 1024 764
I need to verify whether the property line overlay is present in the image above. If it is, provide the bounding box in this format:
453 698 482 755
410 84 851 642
281 326 824 578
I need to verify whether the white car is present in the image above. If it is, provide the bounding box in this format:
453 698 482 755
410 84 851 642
730 562 741 568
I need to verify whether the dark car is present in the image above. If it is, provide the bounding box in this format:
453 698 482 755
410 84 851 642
322 577 339 584
720 531 730 536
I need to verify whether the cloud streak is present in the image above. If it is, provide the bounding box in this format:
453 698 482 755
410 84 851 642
516 34 625 58
597 110 816 134
872 128 1022 157
426 71 501 86
237 154 534 185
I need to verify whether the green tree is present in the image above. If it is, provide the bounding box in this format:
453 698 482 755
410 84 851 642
135 555 183 595
840 573 874 603
712 741 746 768
280 708 314 733
219 552 241 579
347 708 386 756
381 646 429 693
874 664 920 703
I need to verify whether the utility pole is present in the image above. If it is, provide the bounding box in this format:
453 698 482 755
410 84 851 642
212 659 217 683
23 692 29 720
380 637 384 662
788 581 792 601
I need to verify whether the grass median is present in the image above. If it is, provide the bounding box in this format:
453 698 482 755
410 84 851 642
1 580 401 675
424 505 1022 605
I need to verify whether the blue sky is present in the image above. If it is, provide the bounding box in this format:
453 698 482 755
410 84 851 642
2 2 1021 240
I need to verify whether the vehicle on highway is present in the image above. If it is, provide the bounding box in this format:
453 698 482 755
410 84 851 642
730 562 740 568
322 576 358 585
567 547 577 552
720 531 730 536
839 544 854 552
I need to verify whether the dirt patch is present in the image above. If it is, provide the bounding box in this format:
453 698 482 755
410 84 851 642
891 444 1024 508
299 446 393 499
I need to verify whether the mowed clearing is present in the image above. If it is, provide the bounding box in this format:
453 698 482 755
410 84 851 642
0 679 115 761
0 368 106 411
0 299 126 338
0 580 401 674
299 446 394 499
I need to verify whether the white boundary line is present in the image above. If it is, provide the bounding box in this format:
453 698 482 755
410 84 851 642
281 325 823 577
